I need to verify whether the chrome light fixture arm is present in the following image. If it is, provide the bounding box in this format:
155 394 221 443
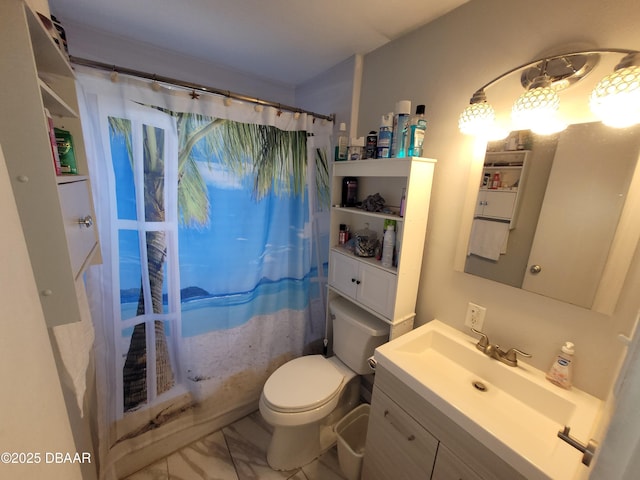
459 47 640 137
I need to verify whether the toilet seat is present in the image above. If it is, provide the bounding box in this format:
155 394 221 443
262 355 344 413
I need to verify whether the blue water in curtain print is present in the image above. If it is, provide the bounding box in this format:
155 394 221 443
113 118 318 339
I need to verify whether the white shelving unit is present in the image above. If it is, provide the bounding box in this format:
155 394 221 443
0 0 100 327
327 157 436 340
476 150 529 228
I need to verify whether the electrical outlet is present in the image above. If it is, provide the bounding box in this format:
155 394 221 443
464 302 487 331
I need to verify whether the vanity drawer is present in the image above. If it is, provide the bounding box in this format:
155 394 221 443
362 386 438 480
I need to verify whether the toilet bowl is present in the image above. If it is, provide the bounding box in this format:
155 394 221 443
259 297 388 471
259 355 359 470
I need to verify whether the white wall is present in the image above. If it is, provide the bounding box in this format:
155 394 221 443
358 0 640 399
296 55 357 132
59 20 298 107
296 54 360 160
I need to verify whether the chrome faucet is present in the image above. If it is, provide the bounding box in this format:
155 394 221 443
471 328 531 367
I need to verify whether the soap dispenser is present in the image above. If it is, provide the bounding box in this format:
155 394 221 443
546 341 574 389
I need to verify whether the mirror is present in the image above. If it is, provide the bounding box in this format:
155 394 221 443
463 122 640 313
464 122 640 308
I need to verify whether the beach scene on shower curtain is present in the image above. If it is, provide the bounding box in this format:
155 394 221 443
105 106 330 421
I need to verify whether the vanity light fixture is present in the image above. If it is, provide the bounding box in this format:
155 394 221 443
459 48 640 138
511 60 567 135
590 52 640 128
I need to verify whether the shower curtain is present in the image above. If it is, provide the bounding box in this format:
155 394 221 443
76 68 332 477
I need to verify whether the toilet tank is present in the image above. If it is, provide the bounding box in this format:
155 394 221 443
330 297 389 374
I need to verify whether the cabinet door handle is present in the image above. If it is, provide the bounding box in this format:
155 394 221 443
351 278 361 285
78 215 93 228
383 409 415 442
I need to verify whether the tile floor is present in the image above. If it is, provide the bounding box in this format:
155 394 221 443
124 411 349 480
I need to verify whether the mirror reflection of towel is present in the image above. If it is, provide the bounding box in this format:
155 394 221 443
468 219 510 261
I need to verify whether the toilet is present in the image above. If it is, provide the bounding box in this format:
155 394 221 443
259 297 388 471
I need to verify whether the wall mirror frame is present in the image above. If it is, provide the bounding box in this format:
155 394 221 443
454 48 640 315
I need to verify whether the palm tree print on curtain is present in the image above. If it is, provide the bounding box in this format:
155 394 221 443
109 111 329 412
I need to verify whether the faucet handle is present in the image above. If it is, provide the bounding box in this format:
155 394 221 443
503 347 531 366
471 328 489 351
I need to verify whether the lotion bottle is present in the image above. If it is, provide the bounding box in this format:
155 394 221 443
381 221 396 268
546 341 574 389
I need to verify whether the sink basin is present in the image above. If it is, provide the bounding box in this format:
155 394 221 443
374 320 603 480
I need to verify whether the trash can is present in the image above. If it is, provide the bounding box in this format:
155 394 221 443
335 403 370 480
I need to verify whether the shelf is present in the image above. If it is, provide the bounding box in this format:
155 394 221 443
40 79 79 117
331 246 397 275
25 4 74 79
332 206 404 222
56 174 89 184
484 150 529 167
478 187 518 192
333 157 436 177
483 165 523 170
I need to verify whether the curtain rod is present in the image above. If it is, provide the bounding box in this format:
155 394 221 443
70 56 336 123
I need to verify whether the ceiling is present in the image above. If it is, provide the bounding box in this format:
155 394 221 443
48 0 469 86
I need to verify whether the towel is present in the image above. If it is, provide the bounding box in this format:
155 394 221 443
467 219 510 261
52 277 95 417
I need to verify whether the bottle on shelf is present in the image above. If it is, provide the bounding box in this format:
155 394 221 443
339 224 349 245
348 137 365 161
377 113 394 158
381 221 396 268
490 171 501 189
405 104 427 157
341 177 358 207
335 122 348 161
391 100 411 158
399 188 407 217
364 131 377 159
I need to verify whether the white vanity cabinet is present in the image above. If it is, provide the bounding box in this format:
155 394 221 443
328 157 436 339
362 365 526 480
0 0 100 327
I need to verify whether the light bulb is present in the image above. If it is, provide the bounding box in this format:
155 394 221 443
458 102 496 136
590 65 640 128
512 86 563 134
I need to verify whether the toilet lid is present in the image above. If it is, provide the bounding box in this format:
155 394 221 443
263 356 344 412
